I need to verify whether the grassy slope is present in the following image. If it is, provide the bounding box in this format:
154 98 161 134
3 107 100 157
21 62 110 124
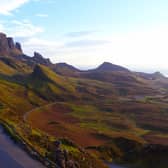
0 60 167 167
0 56 32 74
0 63 108 167
25 65 168 168
0 60 17 75
27 64 77 101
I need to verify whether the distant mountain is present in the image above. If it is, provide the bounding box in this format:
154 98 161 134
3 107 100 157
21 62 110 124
53 63 80 76
136 71 165 80
93 62 130 72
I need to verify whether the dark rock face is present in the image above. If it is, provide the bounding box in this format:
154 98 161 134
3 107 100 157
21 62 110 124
33 52 51 65
0 33 23 56
32 65 49 81
7 37 15 49
0 32 52 65
0 33 10 55
15 42 22 52
34 52 43 59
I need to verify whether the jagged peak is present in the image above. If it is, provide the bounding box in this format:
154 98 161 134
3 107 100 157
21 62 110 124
7 37 15 49
0 32 23 56
34 52 43 58
33 51 51 65
15 42 22 52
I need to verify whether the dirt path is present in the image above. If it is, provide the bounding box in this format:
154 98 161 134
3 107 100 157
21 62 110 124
23 102 57 122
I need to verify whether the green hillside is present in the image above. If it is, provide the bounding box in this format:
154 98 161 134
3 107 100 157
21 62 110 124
0 48 167 168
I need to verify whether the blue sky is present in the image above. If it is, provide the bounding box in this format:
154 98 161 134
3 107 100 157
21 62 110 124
0 0 168 73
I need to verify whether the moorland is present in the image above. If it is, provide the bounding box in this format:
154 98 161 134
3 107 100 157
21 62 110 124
0 32 167 168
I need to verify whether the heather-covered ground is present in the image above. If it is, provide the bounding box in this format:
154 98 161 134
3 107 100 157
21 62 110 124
0 42 167 167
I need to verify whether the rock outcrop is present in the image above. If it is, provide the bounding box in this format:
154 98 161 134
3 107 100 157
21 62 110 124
33 52 51 65
54 141 80 168
0 33 10 56
0 32 53 67
0 32 23 56
15 42 22 52
7 37 15 49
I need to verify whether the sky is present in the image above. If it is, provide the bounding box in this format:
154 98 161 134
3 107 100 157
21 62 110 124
0 0 168 74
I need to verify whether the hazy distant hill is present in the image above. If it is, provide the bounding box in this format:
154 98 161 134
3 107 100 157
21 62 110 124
92 62 130 72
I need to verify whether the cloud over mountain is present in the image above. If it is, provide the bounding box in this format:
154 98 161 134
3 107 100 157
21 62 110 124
0 0 30 15
0 20 44 38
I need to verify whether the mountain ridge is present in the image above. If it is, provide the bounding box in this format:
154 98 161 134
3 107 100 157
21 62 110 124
0 32 165 79
0 32 167 168
92 61 130 72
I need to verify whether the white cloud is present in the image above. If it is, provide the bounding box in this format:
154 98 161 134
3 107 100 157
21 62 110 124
21 35 112 64
0 0 30 15
10 20 44 37
22 37 63 57
23 37 62 50
1 20 44 38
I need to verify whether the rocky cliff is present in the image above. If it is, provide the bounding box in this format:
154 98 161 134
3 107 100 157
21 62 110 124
0 32 23 56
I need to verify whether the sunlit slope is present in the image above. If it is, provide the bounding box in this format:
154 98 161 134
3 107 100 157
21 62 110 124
0 79 46 121
0 60 17 75
54 62 160 96
27 64 77 101
0 56 167 168
0 56 32 75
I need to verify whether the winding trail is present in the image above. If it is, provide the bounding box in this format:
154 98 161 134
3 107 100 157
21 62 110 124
23 102 57 122
23 103 129 168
